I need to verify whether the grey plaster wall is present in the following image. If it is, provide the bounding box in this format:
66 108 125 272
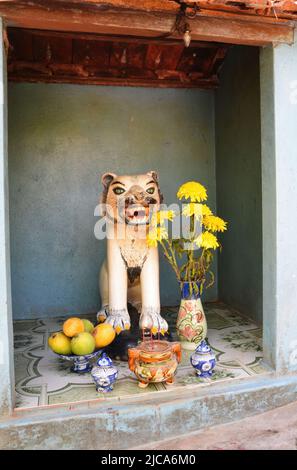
260 40 297 370
215 46 263 324
8 83 217 319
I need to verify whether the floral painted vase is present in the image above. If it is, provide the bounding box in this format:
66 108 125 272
190 340 216 378
128 340 181 388
176 281 207 350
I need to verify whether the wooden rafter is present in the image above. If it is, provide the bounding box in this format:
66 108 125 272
7 27 228 88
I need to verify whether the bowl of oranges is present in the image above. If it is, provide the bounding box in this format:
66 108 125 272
48 317 116 373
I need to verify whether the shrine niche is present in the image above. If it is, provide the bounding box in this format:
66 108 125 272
6 13 264 411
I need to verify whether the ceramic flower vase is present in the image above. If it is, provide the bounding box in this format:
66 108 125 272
176 281 207 350
190 339 216 378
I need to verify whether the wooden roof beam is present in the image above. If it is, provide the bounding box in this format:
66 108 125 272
0 1 294 46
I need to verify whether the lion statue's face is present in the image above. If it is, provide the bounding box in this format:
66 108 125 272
101 171 163 225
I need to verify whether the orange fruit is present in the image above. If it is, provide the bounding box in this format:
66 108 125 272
92 323 116 348
63 317 84 338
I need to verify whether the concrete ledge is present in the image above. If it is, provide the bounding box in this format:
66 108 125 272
1 373 297 449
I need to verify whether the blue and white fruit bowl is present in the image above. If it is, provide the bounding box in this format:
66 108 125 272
57 349 103 373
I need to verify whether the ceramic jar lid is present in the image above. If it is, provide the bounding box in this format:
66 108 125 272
195 339 212 354
96 352 114 367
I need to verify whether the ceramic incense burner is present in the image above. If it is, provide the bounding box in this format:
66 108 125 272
128 340 181 388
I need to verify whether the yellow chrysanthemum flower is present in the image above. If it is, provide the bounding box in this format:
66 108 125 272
194 231 219 250
152 210 176 226
147 236 158 248
177 181 207 203
182 203 212 219
146 236 158 248
146 226 168 247
202 215 227 233
158 226 168 240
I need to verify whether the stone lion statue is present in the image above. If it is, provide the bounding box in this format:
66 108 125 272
97 171 168 335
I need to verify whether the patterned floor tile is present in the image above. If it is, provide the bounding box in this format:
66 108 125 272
13 303 268 409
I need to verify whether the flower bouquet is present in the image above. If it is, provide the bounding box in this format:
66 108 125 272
147 181 227 349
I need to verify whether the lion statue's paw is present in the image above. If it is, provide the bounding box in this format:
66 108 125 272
105 308 131 334
97 306 108 323
139 308 168 335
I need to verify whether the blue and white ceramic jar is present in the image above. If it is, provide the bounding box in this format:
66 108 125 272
190 340 216 378
91 352 118 392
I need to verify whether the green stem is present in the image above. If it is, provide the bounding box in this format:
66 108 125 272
160 240 180 280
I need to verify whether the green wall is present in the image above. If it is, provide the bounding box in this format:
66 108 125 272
8 83 217 319
215 46 263 324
